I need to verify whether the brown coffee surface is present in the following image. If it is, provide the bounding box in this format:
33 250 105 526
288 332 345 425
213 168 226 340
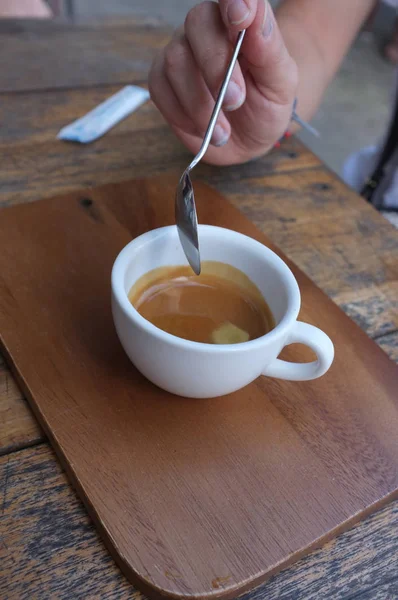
128 261 274 344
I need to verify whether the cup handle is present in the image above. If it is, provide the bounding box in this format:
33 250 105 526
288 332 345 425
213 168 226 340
262 321 334 381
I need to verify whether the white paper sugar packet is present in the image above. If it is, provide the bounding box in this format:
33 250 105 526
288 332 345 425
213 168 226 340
57 85 150 144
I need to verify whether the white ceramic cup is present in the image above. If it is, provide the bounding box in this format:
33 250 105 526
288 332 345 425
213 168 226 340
111 225 334 398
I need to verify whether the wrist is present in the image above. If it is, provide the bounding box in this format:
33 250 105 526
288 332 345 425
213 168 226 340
273 97 319 148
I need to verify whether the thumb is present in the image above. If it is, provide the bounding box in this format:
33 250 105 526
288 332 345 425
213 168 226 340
218 0 258 30
219 0 296 104
222 0 298 158
240 0 298 105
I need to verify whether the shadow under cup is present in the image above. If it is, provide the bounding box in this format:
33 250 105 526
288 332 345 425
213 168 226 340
111 225 332 398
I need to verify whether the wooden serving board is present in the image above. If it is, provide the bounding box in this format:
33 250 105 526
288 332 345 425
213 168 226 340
0 175 397 600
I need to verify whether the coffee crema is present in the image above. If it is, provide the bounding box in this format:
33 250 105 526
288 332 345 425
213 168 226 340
128 261 274 344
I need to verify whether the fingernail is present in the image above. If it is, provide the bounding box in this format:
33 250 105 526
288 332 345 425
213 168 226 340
212 124 229 147
227 0 250 26
263 0 273 38
223 81 244 111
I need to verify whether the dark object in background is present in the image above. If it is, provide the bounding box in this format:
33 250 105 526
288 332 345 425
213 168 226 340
361 84 398 211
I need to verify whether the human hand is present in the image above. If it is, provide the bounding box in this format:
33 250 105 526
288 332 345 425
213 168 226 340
149 0 298 165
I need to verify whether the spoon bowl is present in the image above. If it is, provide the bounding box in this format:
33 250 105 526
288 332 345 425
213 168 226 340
175 170 200 274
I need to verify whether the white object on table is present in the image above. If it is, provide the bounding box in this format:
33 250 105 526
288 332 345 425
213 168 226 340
57 85 149 143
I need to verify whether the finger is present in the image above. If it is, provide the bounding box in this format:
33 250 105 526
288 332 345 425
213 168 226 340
148 50 198 138
172 124 245 167
223 0 297 153
163 28 231 146
241 0 298 105
185 1 246 111
218 0 258 30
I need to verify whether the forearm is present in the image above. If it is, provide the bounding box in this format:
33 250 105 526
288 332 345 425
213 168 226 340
275 0 377 126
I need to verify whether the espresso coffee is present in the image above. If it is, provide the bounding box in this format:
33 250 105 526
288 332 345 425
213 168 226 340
128 261 274 344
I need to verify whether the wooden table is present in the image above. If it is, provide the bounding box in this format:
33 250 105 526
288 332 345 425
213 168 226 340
1 17 397 600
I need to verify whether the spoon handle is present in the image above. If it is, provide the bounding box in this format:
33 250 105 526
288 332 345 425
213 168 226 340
188 29 246 171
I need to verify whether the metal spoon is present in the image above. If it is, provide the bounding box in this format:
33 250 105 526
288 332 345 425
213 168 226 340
175 29 246 275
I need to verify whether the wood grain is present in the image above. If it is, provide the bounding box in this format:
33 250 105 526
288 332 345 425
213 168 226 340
0 129 318 209
0 15 165 34
0 176 397 599
1 444 397 600
0 89 314 178
378 330 398 363
0 86 161 147
0 361 43 456
0 19 171 93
